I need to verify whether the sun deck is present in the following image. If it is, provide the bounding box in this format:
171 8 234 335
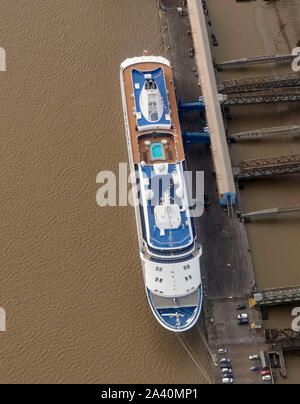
132 67 171 131
138 133 177 164
139 163 194 252
121 60 185 165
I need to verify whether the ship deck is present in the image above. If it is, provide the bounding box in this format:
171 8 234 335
122 61 185 165
138 133 177 164
140 163 194 251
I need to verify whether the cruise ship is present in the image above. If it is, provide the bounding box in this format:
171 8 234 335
120 56 202 332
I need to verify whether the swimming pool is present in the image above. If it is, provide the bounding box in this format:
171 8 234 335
150 142 166 161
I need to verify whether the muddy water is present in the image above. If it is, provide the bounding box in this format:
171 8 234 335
209 0 300 383
0 0 211 383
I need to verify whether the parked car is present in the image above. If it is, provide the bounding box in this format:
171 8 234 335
238 318 249 325
261 370 271 376
220 358 231 364
249 355 259 361
222 378 234 384
221 368 232 374
220 364 232 369
223 373 233 379
237 314 248 320
250 366 260 372
218 348 227 354
236 305 247 311
262 375 271 381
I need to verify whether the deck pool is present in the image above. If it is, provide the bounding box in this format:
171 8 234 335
150 142 166 161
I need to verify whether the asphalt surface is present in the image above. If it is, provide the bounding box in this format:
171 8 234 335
160 0 267 384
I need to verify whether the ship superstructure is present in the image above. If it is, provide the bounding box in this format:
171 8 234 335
120 56 202 332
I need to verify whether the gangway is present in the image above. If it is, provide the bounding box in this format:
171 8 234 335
219 73 300 93
254 286 300 307
228 125 300 142
239 205 300 222
265 329 300 353
215 54 295 68
264 348 287 379
234 154 300 180
182 128 210 145
222 88 300 105
178 96 206 115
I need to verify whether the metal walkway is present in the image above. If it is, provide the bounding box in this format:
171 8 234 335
239 206 300 222
215 54 294 68
254 286 300 307
182 128 210 145
178 96 206 115
219 73 300 93
222 88 300 105
234 154 300 180
265 329 300 353
228 125 300 142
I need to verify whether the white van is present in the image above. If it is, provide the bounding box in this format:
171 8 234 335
237 313 248 320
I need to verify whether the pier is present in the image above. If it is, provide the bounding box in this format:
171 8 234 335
264 329 300 379
234 154 300 181
187 0 236 207
264 349 287 380
219 73 300 93
159 0 299 384
222 88 300 106
266 329 300 353
215 54 295 69
228 125 300 142
253 287 300 308
159 0 267 384
239 205 300 222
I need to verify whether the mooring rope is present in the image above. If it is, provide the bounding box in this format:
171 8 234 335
177 333 212 384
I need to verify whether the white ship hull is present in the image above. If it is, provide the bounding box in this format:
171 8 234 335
120 56 203 332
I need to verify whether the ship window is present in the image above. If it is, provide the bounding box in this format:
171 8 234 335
189 275 192 280
185 276 189 281
159 278 163 283
155 277 159 282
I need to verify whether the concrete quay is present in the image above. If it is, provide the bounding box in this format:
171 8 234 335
158 0 266 384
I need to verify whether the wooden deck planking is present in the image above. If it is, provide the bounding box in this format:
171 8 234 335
122 61 185 164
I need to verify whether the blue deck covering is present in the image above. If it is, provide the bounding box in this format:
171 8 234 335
146 287 202 331
141 163 193 251
132 67 171 129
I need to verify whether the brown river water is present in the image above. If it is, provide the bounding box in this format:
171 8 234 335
0 0 299 384
0 0 210 383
